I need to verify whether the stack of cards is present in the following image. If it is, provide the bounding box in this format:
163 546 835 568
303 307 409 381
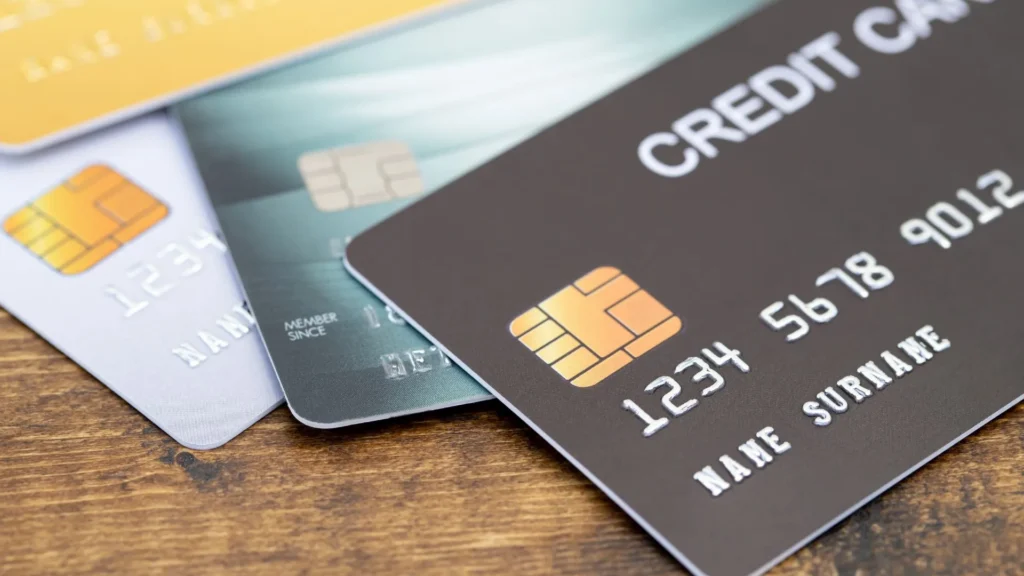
0 0 488 448
172 0 764 427
3 0 1022 573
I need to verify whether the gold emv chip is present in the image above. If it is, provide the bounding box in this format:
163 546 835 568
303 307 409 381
510 267 682 388
3 165 168 275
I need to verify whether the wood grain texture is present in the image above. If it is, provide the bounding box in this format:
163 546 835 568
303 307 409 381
0 307 1021 576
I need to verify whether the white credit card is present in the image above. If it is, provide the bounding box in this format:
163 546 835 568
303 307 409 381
0 113 283 450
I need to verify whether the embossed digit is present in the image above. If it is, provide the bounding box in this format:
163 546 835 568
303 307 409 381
645 376 699 415
979 170 1024 209
760 301 810 342
104 287 149 318
787 294 838 324
844 252 893 291
702 342 750 373
128 263 175 297
159 243 203 277
188 229 227 253
622 399 669 437
675 358 724 397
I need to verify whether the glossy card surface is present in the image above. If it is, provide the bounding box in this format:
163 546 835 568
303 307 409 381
0 0 475 154
0 114 283 450
175 0 765 428
347 1 1024 573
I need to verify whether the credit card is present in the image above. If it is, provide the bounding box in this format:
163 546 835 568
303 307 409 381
0 0 476 154
346 1 1024 573
173 0 765 428
0 114 283 450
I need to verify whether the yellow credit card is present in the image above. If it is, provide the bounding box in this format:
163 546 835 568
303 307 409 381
0 0 472 154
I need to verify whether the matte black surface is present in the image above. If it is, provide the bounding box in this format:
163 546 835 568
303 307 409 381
348 1 1024 574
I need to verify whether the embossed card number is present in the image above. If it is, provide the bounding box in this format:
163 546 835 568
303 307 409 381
105 228 226 318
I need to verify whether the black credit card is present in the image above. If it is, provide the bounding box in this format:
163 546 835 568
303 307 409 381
346 0 1024 574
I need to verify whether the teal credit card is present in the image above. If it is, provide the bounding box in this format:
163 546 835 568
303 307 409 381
173 0 766 427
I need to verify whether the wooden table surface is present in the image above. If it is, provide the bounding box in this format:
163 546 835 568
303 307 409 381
1 308 1021 576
